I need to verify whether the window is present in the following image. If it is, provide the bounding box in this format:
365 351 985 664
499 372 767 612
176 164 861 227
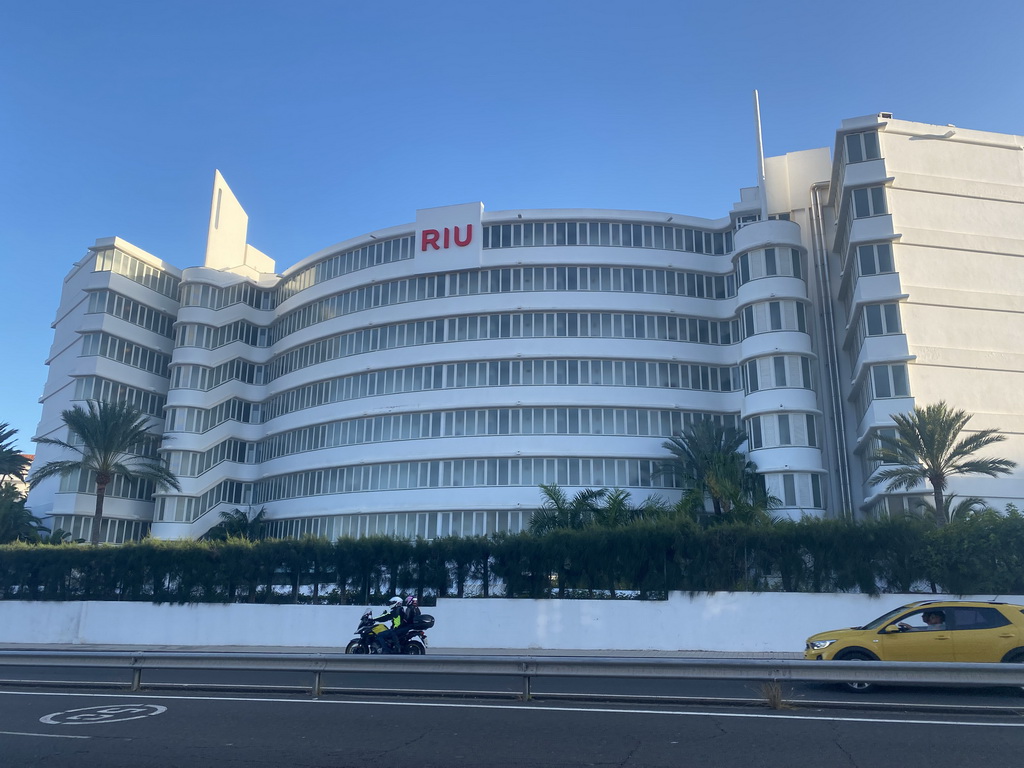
863 303 901 336
852 186 888 218
949 607 1011 630
871 364 909 398
845 131 881 164
857 243 894 276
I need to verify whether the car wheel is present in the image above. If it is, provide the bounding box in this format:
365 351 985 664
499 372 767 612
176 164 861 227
1002 650 1024 694
837 651 875 693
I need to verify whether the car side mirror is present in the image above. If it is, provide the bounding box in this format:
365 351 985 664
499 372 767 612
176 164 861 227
882 624 902 634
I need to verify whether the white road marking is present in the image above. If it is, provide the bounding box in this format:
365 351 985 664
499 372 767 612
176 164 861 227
0 730 90 739
3 689 1021 729
40 704 167 725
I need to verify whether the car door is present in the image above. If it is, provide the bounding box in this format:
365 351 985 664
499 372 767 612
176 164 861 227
876 609 956 661
949 606 1019 662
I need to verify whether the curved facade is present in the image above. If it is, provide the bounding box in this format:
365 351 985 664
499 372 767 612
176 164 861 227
30 113 1024 542
152 196 827 540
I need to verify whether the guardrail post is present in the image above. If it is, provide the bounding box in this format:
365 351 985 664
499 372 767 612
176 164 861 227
312 670 323 698
521 671 531 701
131 668 142 692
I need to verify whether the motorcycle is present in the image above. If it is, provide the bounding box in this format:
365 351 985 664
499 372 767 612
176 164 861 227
344 609 434 655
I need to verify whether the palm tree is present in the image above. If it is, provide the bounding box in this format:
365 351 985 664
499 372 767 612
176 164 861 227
0 482 49 543
0 423 31 483
870 401 1017 527
529 484 607 534
28 400 180 545
660 420 761 518
205 506 268 541
914 494 988 525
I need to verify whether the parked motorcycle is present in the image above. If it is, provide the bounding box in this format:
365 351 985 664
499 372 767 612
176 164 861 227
344 609 434 655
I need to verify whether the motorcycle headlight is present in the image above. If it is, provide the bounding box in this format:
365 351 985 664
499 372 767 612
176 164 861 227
807 639 837 651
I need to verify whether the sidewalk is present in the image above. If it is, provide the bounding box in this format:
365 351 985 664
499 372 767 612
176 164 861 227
0 643 802 659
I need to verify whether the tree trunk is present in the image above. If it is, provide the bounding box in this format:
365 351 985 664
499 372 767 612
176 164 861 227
932 481 946 527
91 477 109 546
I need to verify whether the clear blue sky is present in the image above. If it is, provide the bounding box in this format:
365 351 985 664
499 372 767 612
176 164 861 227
2 0 1022 452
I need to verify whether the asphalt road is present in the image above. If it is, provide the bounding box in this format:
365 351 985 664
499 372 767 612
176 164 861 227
3 686 1024 768
1 657 1023 767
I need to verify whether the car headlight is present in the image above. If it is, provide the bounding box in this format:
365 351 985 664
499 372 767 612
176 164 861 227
807 639 837 651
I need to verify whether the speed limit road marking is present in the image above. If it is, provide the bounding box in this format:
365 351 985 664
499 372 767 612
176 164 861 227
40 704 167 725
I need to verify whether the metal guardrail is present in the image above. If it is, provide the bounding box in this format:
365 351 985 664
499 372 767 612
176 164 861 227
0 650 1021 700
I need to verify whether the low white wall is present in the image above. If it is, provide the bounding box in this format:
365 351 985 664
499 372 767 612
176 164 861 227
2 593 1021 653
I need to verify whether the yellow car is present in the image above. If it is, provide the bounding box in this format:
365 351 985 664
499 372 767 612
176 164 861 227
805 600 1024 691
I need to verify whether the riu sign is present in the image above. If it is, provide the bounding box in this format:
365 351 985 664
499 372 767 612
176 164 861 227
421 225 473 252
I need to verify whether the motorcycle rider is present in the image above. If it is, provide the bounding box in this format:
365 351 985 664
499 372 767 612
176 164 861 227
372 596 404 654
403 595 422 627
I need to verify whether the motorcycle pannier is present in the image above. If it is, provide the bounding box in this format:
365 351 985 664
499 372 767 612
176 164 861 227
410 614 434 630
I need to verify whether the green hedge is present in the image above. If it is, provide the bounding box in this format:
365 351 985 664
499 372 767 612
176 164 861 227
2 514 1023 602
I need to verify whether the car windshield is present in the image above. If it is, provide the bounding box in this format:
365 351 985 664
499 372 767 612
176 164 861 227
860 605 917 630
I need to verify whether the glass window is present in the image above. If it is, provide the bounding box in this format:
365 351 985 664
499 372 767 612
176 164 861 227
857 243 895 276
852 186 888 218
845 131 881 164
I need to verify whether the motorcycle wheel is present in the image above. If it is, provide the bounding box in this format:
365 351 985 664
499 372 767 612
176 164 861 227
345 639 366 655
405 643 425 656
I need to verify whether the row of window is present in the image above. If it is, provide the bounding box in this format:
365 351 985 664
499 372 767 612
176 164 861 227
262 508 528 541
59 468 156 500
157 478 250 522
256 358 742 424
176 319 267 350
834 185 890 261
166 407 738 476
180 264 741 351
768 472 825 509
261 311 745 385
81 332 170 378
166 357 744 433
87 290 176 338
167 438 251 477
481 220 734 256
47 515 151 545
277 235 416 304
73 376 166 418
165 397 254 434
736 248 803 286
745 355 814 393
171 358 260 390
93 248 180 300
742 300 808 336
167 295 812 394
746 413 819 449
268 265 739 346
258 407 738 462
156 456 683 523
180 280 274 312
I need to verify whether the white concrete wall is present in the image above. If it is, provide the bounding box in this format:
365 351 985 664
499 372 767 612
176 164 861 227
2 593 1021 653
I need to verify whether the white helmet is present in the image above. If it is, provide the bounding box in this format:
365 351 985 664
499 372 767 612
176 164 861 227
388 596 402 608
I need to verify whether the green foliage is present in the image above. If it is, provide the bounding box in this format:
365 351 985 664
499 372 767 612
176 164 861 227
0 423 31 482
30 400 181 545
204 506 269 541
0 482 49 544
870 401 1017 526
1 511 1023 600
660 420 765 518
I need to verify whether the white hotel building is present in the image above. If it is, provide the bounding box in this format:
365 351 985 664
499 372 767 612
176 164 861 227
28 114 1024 543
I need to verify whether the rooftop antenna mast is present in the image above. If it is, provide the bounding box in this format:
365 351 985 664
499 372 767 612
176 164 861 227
753 89 768 220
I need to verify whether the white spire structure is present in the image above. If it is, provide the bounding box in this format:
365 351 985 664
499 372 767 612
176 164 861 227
753 89 768 220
